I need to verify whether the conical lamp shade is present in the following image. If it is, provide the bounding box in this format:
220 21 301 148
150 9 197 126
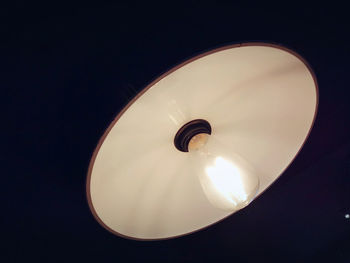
87 43 318 240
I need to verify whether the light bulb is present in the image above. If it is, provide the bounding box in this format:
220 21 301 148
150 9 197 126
188 133 260 211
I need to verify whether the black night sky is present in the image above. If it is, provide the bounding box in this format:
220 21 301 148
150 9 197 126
3 1 350 262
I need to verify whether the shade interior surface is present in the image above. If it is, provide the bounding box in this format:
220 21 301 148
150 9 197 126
88 44 318 240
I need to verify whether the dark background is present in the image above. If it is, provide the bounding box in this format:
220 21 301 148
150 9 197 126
3 1 350 262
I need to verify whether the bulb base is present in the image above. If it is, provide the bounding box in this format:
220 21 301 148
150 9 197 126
174 119 212 152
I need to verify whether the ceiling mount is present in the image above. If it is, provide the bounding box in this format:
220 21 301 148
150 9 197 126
174 119 212 152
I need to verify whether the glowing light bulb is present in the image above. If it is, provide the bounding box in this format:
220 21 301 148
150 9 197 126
188 133 259 211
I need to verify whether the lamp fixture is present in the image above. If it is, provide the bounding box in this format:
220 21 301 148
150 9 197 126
86 43 318 240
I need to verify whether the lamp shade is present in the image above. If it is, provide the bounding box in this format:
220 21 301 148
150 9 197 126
86 43 318 240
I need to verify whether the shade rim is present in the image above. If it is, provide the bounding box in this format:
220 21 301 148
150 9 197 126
86 42 319 241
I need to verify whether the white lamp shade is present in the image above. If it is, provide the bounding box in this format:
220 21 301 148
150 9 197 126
87 43 318 240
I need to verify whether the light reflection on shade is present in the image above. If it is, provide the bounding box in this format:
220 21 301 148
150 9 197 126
205 157 248 208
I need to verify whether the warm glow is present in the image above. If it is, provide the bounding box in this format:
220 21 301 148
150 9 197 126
188 133 258 211
188 133 209 151
205 157 248 207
